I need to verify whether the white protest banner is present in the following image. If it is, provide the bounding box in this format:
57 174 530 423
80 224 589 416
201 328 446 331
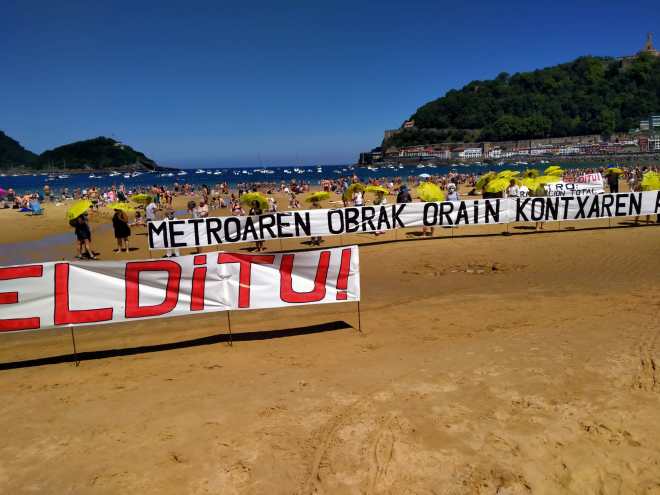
514 191 659 222
575 172 604 186
148 199 508 249
147 191 660 249
544 181 604 196
0 246 360 334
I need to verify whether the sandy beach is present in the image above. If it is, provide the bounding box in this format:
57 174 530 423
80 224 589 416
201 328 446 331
1 186 660 494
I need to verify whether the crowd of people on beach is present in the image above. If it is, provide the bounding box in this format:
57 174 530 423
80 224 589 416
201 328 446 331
1 164 658 260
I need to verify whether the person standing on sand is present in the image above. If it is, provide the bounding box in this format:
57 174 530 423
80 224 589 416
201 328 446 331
72 214 96 260
112 208 131 253
164 209 181 257
396 185 412 204
533 182 547 231
249 200 265 252
310 199 323 246
506 179 520 198
607 171 619 194
446 183 459 201
373 190 387 236
145 199 157 223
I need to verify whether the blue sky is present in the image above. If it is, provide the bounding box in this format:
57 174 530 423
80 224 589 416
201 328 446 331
2 0 659 167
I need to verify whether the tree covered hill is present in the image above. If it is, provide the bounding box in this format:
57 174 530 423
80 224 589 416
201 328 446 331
37 137 156 170
0 134 158 170
385 53 660 148
0 131 37 167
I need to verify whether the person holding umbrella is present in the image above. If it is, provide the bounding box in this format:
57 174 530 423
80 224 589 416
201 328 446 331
67 200 96 259
111 205 132 253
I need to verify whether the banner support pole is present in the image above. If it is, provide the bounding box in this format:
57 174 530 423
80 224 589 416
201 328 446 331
226 311 233 346
69 325 80 367
356 301 362 333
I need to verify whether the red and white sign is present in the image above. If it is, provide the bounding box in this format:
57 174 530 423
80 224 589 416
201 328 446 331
0 246 360 334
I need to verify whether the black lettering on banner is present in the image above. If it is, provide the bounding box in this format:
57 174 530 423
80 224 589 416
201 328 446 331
294 212 311 237
560 197 573 219
206 218 223 245
655 192 660 213
545 198 558 220
148 221 169 248
575 196 589 219
601 194 614 217
361 207 376 231
587 195 600 218
485 200 499 223
391 204 405 228
168 220 187 248
259 214 277 239
345 208 360 233
615 194 627 216
516 198 530 222
241 217 258 241
328 210 344 234
471 201 479 224
530 198 544 221
224 217 241 242
423 203 438 226
276 212 293 238
439 202 454 225
455 202 469 224
629 193 641 216
376 207 391 230
188 218 204 246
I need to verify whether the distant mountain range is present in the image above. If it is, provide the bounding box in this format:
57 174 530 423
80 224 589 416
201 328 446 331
384 52 660 149
0 133 158 171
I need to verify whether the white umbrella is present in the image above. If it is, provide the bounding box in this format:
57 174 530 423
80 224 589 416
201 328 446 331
418 173 431 178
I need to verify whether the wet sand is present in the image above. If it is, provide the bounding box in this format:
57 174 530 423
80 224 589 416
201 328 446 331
1 186 660 494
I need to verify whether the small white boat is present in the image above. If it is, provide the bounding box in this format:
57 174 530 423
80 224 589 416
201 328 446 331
58 174 70 179
177 171 188 176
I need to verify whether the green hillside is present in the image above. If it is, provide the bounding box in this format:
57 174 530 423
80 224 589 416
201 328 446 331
36 137 157 170
0 131 37 167
386 53 660 148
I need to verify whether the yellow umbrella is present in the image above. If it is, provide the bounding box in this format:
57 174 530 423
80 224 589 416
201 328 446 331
535 175 562 184
523 168 540 178
484 177 511 193
521 177 538 190
343 182 366 201
131 193 153 204
365 185 389 194
416 182 445 202
544 165 563 175
107 202 135 212
496 170 520 178
240 192 268 211
605 167 624 175
641 171 660 191
66 200 92 221
475 172 496 190
305 191 330 203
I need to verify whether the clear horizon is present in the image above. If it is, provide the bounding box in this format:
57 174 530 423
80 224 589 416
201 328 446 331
3 0 659 167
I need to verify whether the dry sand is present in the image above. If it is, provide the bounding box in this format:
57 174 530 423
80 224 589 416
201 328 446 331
1 188 660 494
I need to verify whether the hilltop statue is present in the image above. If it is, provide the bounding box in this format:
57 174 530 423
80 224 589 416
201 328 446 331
639 32 659 57
644 32 654 51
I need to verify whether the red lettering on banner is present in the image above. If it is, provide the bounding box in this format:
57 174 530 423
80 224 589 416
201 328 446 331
0 265 43 331
54 263 113 325
280 251 330 303
335 248 352 300
190 255 207 311
218 253 275 308
125 260 182 318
